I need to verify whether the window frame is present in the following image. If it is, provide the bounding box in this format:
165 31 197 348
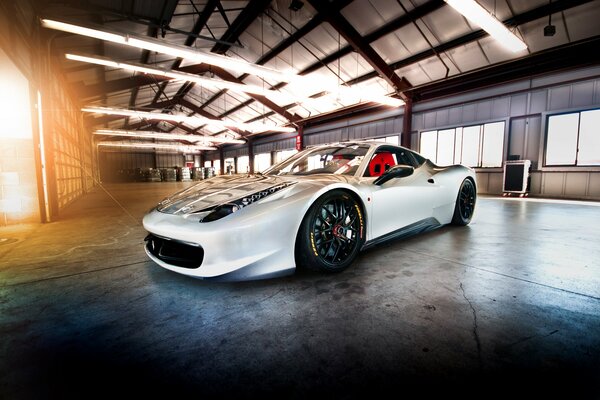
543 107 600 168
418 120 507 169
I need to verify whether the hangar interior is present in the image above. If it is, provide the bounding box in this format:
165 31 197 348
0 0 599 397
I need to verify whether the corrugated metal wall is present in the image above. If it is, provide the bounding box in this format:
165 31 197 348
102 67 600 201
48 77 91 210
155 153 185 168
0 0 99 223
258 66 600 200
99 152 185 182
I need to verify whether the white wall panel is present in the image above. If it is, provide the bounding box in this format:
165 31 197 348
510 94 528 116
462 103 476 123
424 111 437 129
542 173 565 196
492 97 510 119
571 81 595 107
476 100 492 121
525 117 541 164
530 172 542 194
529 90 548 114
448 106 462 125
589 173 600 197
549 86 571 110
509 119 526 158
435 108 449 127
564 173 589 198
488 172 504 194
475 172 490 194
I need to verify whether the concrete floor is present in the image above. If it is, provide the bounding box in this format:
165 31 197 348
1 182 599 399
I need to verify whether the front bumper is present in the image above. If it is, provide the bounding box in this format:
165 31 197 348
142 200 303 281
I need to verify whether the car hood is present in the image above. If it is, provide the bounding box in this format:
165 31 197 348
156 174 298 215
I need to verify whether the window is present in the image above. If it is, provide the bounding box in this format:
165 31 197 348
420 131 437 162
437 129 455 166
545 109 600 166
0 48 32 139
236 156 249 173
204 160 212 168
254 153 271 172
274 149 297 164
363 146 419 177
266 146 368 176
224 158 234 174
419 121 505 167
366 135 400 145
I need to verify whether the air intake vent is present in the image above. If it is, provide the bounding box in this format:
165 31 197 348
145 234 204 269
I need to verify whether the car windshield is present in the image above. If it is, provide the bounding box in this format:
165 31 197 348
264 145 370 176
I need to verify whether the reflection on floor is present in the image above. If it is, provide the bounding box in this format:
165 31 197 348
1 183 599 398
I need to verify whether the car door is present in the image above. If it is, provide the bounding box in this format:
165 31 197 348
366 146 440 239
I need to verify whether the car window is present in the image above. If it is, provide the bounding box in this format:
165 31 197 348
265 145 370 176
363 146 418 177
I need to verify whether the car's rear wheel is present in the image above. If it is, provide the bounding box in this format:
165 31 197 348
452 178 476 226
296 190 365 273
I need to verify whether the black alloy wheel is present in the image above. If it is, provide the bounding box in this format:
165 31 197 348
452 178 476 226
296 190 365 273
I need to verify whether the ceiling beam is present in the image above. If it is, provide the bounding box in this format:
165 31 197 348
74 75 170 99
197 0 441 117
300 0 444 76
151 0 220 105
127 25 159 126
346 0 593 86
288 35 600 129
307 0 411 99
173 0 347 117
211 0 273 55
171 0 273 105
84 99 178 126
210 66 300 123
179 99 248 137
408 36 600 102
195 13 327 112
72 63 214 99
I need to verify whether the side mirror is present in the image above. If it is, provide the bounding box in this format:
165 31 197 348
373 164 414 186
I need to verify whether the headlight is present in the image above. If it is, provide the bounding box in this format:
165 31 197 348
199 182 295 223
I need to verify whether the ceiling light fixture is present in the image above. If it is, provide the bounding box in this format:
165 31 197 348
97 141 216 152
444 0 527 52
94 129 246 144
67 53 302 105
42 18 404 108
83 106 297 133
42 18 293 82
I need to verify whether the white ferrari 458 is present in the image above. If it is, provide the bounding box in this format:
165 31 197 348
143 141 476 281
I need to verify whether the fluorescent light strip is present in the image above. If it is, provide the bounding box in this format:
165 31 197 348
97 141 216 152
67 53 402 109
83 106 297 133
444 0 527 52
43 18 404 108
94 129 245 144
67 53 299 105
42 19 292 82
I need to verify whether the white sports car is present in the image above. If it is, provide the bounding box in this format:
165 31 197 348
143 141 476 281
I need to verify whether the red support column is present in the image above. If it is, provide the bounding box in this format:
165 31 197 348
402 98 413 149
248 138 254 174
296 125 304 151
219 147 225 175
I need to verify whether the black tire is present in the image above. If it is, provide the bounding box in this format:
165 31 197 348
296 190 365 273
452 178 476 226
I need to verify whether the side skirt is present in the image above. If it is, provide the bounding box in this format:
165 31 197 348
361 217 442 251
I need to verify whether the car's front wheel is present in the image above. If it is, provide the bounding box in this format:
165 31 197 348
452 178 476 226
296 190 365 273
